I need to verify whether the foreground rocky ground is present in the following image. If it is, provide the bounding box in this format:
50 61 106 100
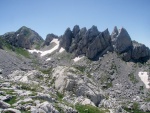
0 49 150 113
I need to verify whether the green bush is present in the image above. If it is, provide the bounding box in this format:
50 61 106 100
4 96 17 105
75 104 108 113
15 47 30 58
56 91 64 101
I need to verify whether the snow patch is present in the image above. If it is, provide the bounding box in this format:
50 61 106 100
59 47 65 53
17 34 19 36
138 72 150 89
41 45 59 56
28 49 42 54
46 58 51 61
50 38 59 45
73 56 84 62
28 39 60 57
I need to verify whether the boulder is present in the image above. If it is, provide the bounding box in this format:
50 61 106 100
140 102 150 112
52 66 104 106
0 100 11 109
31 101 59 113
2 108 21 113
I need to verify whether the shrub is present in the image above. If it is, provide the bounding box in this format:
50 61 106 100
75 104 109 113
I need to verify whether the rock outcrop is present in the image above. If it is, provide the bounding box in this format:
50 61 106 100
43 33 58 46
59 28 73 51
60 25 112 59
111 27 150 61
111 27 132 54
132 41 150 61
1 26 43 49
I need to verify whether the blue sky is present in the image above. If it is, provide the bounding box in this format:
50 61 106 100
0 0 150 47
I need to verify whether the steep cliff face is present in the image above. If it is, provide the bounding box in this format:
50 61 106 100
111 27 150 62
1 26 43 49
57 25 150 62
59 25 113 59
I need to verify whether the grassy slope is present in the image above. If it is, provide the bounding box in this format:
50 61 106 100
0 37 30 58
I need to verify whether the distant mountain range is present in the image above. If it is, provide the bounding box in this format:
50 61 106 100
0 25 150 62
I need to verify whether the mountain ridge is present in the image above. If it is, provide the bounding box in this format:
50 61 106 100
0 25 150 113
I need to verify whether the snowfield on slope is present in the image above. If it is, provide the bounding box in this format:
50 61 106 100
28 39 60 57
138 72 150 89
73 56 84 62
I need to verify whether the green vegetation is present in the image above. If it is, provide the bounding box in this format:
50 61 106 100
20 111 31 113
1 89 15 95
124 102 150 113
18 82 43 92
40 68 53 75
19 100 34 105
15 47 30 58
0 37 30 58
128 73 139 84
75 104 109 113
35 41 42 50
4 96 17 105
56 91 64 101
73 65 86 73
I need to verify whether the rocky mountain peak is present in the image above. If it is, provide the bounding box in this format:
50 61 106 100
59 28 73 51
112 27 132 54
1 26 43 49
72 25 80 37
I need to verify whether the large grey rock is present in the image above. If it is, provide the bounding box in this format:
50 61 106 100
31 101 59 113
43 34 58 46
52 66 104 106
132 41 150 61
2 26 43 49
140 102 150 112
112 27 132 53
0 100 11 109
60 28 73 51
2 108 21 113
